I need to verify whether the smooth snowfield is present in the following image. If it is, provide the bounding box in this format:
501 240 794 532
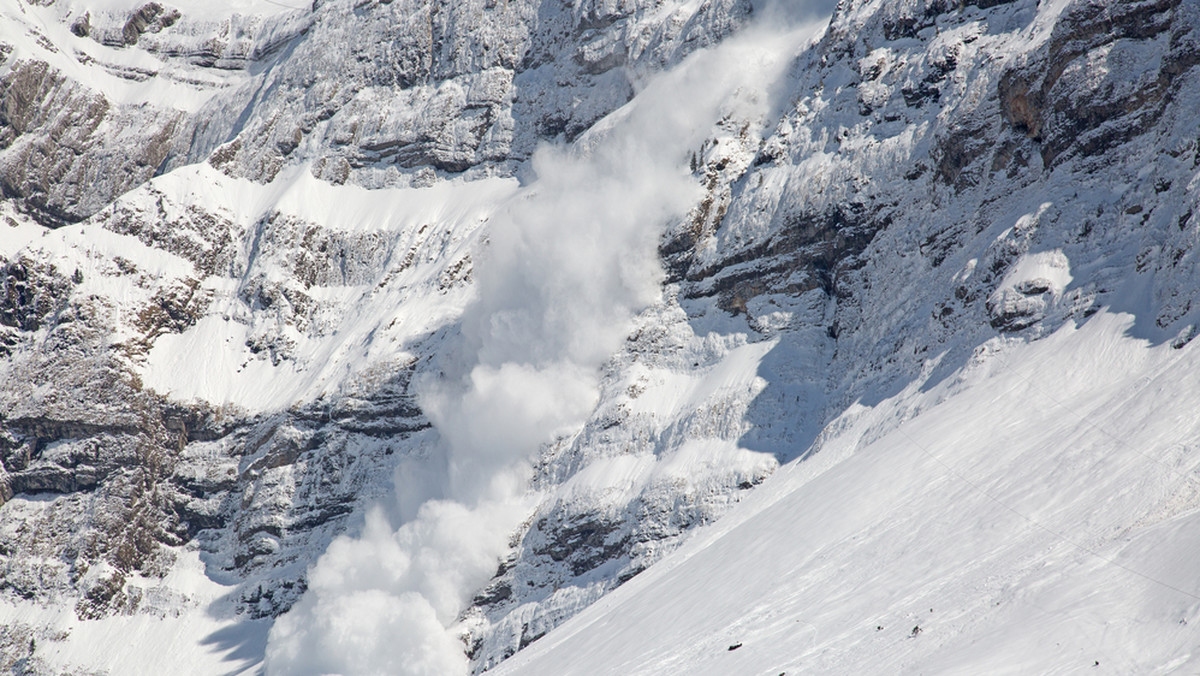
497 311 1200 675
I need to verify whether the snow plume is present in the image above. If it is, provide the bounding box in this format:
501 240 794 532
265 10 828 676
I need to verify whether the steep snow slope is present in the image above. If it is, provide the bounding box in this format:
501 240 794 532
496 312 1200 674
475 0 1200 668
0 550 270 675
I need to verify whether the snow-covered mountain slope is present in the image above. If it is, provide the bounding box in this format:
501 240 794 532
495 312 1200 674
1 0 749 226
2 0 1200 673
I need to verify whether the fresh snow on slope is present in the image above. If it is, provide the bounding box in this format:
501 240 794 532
497 311 1200 675
133 163 516 411
0 548 269 675
0 0 258 113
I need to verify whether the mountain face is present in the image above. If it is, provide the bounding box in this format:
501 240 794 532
2 0 1199 673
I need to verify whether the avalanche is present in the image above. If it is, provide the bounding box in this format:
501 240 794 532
2 0 1200 673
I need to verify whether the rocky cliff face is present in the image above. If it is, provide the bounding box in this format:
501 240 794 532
2 0 1199 673
2 0 750 225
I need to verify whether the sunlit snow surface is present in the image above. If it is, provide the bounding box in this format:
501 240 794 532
0 548 269 675
135 164 516 410
12 311 1200 674
497 312 1200 675
0 0 295 112
0 162 515 412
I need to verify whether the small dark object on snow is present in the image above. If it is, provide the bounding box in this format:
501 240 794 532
876 625 884 631
911 625 921 637
728 643 743 651
1094 661 1100 667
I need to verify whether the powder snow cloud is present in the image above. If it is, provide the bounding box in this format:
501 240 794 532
264 5 832 673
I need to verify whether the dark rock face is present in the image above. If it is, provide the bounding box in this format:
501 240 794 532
69 12 90 38
204 391 432 618
675 201 890 317
0 355 430 620
998 0 1200 168
0 60 182 227
0 259 71 333
122 3 181 47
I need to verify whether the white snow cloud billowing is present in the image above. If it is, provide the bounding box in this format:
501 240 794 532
265 6 832 674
